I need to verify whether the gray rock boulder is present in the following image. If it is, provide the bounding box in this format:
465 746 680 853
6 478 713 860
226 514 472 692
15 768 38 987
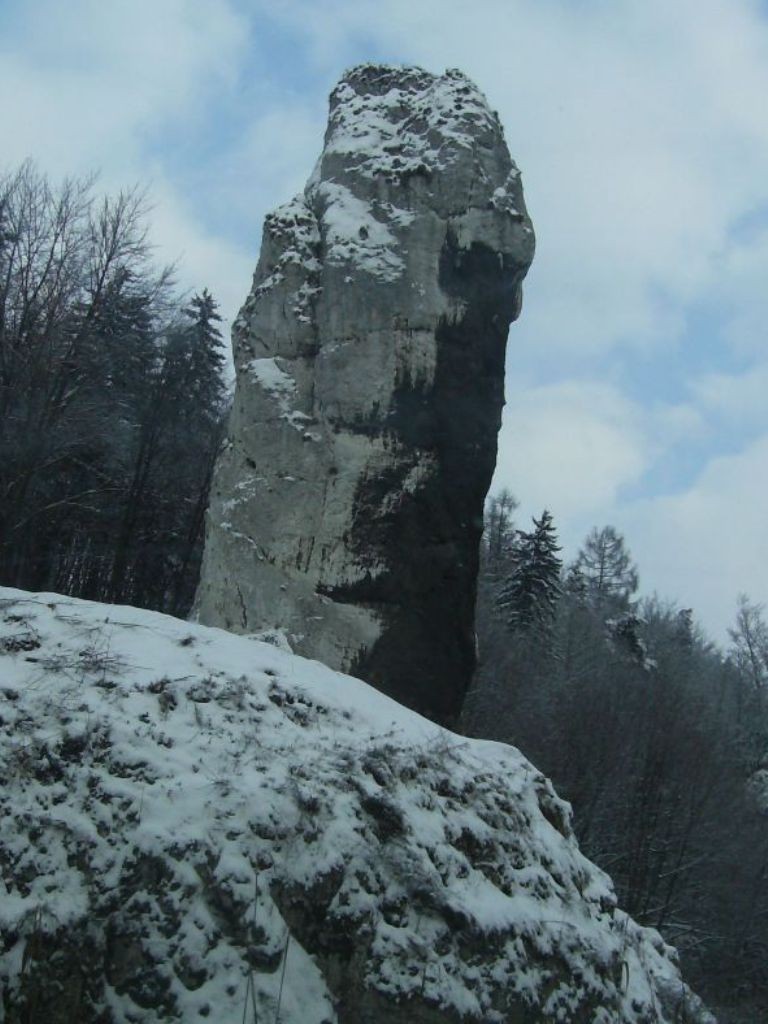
0 588 715 1023
195 63 535 725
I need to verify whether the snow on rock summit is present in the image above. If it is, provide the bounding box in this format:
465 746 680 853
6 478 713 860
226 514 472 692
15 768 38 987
0 587 714 1023
195 64 535 726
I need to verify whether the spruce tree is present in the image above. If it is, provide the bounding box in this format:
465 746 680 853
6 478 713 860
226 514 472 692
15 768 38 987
181 289 227 416
496 509 563 633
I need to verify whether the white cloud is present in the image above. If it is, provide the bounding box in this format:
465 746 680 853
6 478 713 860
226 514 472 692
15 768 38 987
713 223 768 356
0 0 248 176
692 360 768 428
624 435 768 643
196 102 328 244
145 179 254 329
651 402 708 446
495 379 768 644
494 381 650 528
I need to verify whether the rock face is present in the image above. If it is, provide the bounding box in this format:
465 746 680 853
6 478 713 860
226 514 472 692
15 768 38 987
0 588 715 1024
195 64 535 725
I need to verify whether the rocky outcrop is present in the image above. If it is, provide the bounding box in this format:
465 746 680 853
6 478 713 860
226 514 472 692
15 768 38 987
0 588 715 1023
195 64 535 725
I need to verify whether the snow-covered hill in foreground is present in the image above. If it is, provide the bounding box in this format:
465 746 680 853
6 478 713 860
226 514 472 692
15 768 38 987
0 588 713 1023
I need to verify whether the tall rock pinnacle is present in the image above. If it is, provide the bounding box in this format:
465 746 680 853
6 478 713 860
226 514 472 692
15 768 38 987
196 64 535 724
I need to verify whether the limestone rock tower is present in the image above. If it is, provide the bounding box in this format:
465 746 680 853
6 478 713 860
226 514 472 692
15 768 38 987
196 64 535 724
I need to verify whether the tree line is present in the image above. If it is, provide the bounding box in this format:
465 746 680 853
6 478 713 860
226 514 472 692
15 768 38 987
463 491 768 1023
0 162 227 613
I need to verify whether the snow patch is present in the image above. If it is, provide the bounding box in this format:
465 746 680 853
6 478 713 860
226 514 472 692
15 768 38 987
326 65 504 181
247 357 297 414
311 180 405 282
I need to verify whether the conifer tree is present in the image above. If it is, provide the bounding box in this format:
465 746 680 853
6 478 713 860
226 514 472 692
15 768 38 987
482 489 518 577
572 525 638 606
180 288 227 416
564 562 588 602
496 509 563 633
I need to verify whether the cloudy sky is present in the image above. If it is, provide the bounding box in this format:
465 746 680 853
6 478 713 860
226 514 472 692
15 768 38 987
2 0 767 643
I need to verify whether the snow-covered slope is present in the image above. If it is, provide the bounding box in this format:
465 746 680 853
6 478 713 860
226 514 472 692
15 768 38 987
0 588 713 1023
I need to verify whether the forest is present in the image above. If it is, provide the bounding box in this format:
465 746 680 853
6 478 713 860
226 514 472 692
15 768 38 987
2 162 766 1022
465 495 768 1020
0 162 227 615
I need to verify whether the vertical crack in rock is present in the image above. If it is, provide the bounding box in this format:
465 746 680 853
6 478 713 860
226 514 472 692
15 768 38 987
196 63 535 725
